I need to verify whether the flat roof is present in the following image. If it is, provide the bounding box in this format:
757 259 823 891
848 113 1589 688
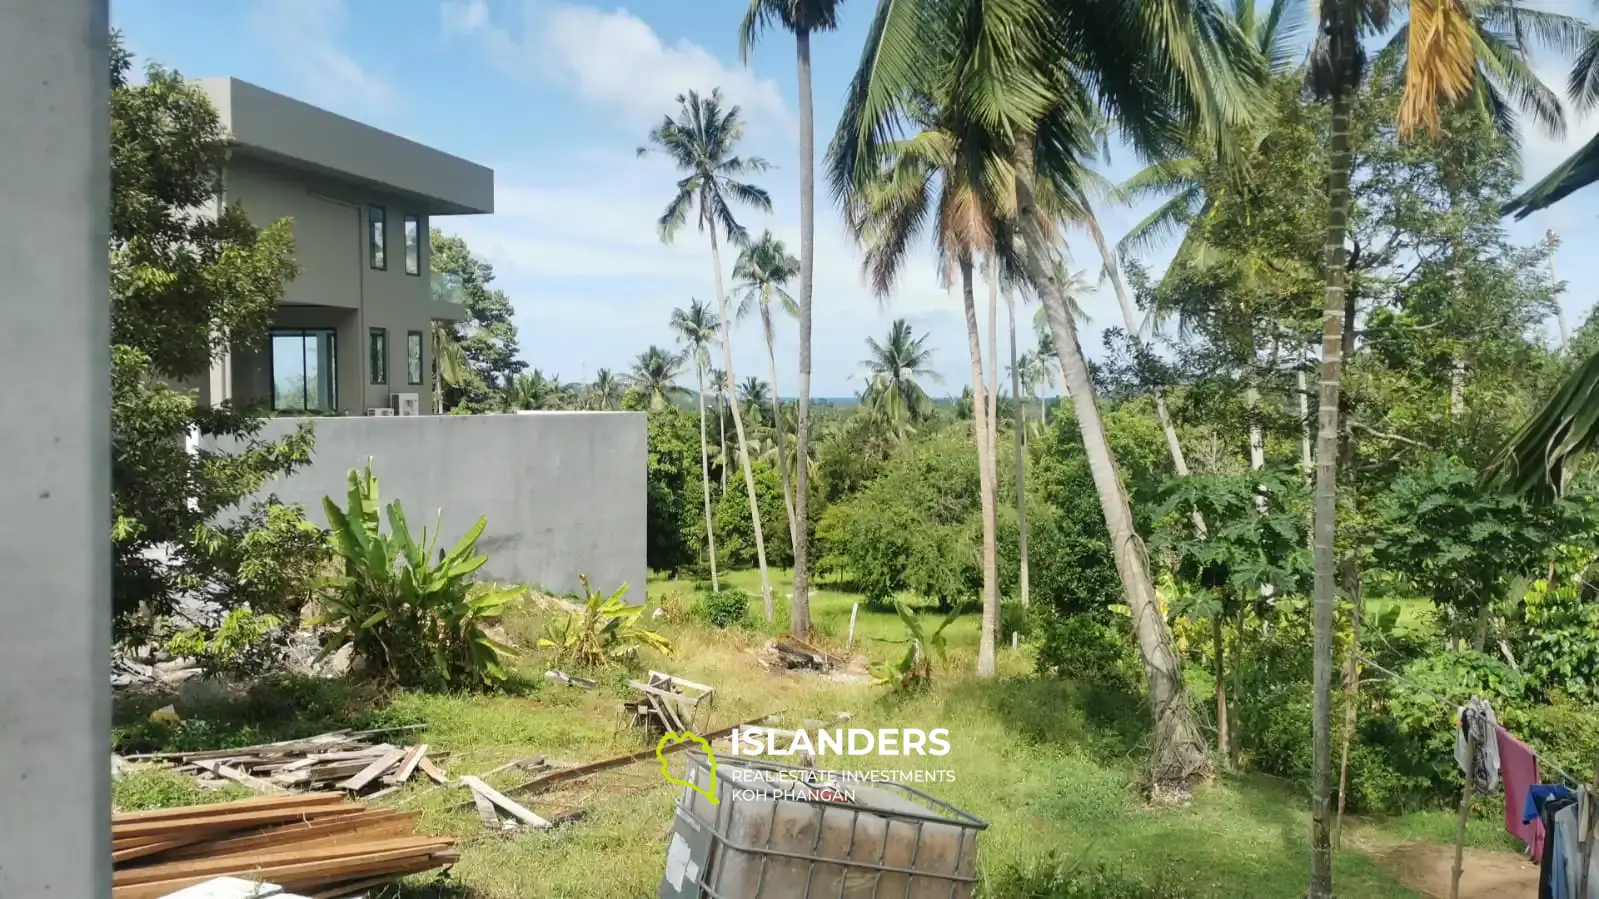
191 76 494 216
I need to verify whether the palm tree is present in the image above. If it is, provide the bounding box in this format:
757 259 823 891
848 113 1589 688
842 87 1004 678
733 230 802 554
1302 3 1580 891
832 0 1270 785
506 369 567 411
710 367 731 490
671 299 724 591
628 346 686 410
431 322 469 414
588 368 623 411
738 377 772 427
640 90 779 622
861 318 939 432
1004 283 1031 608
740 0 844 641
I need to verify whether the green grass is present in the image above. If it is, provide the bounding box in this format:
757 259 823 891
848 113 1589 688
111 574 1484 898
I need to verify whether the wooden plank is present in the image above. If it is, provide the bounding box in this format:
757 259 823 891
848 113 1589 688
498 711 777 798
112 803 359 840
114 835 453 886
383 744 428 785
335 749 405 792
468 784 500 831
112 845 451 899
306 852 458 898
458 776 549 828
111 837 199 863
416 756 451 785
648 670 714 696
153 810 401 862
112 793 345 825
191 759 287 794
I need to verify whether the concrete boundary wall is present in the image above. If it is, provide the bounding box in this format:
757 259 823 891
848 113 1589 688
213 412 647 599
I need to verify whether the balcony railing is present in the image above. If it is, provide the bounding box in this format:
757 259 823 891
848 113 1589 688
431 271 466 305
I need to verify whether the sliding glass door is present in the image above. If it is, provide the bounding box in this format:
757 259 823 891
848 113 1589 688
270 329 338 413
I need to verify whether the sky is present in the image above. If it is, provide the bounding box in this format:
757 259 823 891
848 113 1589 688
114 0 1599 399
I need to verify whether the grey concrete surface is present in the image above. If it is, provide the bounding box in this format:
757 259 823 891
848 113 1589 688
215 413 648 599
0 2 114 895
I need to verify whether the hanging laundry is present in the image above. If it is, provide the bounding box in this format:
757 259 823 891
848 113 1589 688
1454 698 1501 793
1531 789 1576 899
1499 725 1544 857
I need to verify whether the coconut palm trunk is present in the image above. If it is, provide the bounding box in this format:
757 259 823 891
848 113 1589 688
694 359 721 590
760 302 800 554
1007 286 1031 607
1309 41 1358 899
709 226 775 620
1016 141 1209 785
719 389 729 491
791 26 817 641
960 257 1000 678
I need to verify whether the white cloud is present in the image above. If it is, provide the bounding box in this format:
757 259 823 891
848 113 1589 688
250 0 395 113
440 0 789 127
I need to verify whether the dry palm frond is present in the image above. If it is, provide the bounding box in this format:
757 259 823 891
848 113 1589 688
1399 0 1477 136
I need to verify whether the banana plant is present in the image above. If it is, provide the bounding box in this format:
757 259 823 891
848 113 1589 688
871 598 959 692
316 459 518 688
539 575 672 669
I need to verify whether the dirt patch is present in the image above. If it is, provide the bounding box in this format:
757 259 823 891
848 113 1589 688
1371 840 1538 898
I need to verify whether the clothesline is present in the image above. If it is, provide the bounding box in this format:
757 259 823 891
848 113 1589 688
1353 652 1584 788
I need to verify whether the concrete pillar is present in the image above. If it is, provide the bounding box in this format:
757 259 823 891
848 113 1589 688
0 3 113 897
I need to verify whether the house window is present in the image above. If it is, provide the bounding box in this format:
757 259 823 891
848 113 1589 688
406 330 424 385
368 205 387 270
270 329 338 412
369 328 388 384
404 215 422 275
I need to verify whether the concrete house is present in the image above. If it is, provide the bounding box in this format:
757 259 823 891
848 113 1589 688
191 76 493 416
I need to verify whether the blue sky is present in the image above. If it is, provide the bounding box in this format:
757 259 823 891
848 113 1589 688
114 0 1598 398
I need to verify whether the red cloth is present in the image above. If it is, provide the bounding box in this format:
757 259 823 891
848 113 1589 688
1496 725 1543 857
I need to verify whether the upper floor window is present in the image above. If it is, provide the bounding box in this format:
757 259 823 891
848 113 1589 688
368 205 387 270
404 215 422 276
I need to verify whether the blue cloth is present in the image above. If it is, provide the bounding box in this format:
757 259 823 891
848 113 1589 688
1527 785 1575 825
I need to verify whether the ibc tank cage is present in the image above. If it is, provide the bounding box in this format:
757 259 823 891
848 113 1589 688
660 751 987 899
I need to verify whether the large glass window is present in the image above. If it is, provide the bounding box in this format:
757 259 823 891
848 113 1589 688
404 214 422 276
406 330 424 385
369 328 388 385
270 329 338 412
368 205 387 270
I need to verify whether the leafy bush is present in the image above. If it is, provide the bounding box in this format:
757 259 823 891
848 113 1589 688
696 588 752 628
872 600 958 692
539 576 672 669
1034 614 1139 692
317 461 519 689
167 607 285 677
1000 600 1034 641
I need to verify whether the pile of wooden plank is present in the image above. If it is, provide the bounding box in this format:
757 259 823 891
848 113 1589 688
112 794 456 898
771 637 840 671
127 728 447 798
623 670 714 739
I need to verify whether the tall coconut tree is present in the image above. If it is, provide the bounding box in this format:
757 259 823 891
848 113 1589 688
588 368 623 411
733 230 802 553
671 299 724 591
1302 1 1580 890
431 322 468 414
740 0 844 640
1004 282 1031 607
738 376 772 427
710 367 731 490
862 317 940 431
843 88 1004 678
628 346 686 410
641 89 779 621
832 0 1270 784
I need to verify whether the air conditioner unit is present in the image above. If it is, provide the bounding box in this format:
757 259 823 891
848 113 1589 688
366 407 394 417
391 393 422 417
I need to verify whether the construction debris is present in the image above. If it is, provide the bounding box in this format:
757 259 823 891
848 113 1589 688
624 670 715 739
770 638 840 671
125 726 443 797
111 793 456 898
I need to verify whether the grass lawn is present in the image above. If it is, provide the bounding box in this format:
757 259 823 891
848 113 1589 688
112 572 1485 898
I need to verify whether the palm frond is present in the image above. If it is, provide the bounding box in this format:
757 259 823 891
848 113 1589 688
1482 348 1599 503
1501 127 1599 218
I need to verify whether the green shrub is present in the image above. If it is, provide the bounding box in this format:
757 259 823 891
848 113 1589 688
1034 614 1139 691
696 588 752 628
167 607 284 677
1000 600 1035 641
872 600 958 693
539 576 672 669
317 460 519 689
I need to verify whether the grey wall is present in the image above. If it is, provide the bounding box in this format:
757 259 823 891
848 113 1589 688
213 413 647 599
